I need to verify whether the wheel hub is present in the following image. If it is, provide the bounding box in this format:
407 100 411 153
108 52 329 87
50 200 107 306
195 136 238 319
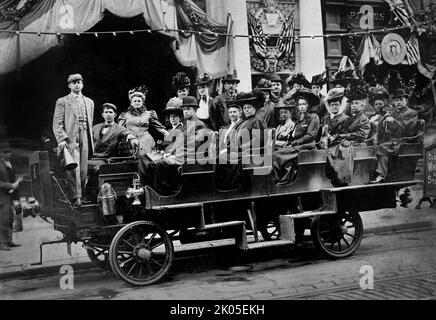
136 247 152 260
340 224 348 235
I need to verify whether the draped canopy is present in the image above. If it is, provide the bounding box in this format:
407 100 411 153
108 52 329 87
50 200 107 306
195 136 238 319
0 0 234 77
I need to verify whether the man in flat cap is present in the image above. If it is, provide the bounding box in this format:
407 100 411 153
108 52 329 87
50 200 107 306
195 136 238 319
53 73 94 207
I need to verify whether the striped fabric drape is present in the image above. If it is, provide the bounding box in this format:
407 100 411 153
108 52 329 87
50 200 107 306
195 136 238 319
276 14 295 59
384 0 416 27
248 12 266 59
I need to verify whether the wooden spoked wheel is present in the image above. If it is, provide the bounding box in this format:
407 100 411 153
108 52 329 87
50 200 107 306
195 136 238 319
311 211 363 259
259 220 281 241
109 221 174 286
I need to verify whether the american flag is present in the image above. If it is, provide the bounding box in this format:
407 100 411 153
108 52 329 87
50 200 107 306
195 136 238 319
405 35 420 65
277 15 295 59
248 13 267 58
384 0 415 27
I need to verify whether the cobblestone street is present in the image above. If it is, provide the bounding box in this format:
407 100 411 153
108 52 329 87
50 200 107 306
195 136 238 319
1 227 435 300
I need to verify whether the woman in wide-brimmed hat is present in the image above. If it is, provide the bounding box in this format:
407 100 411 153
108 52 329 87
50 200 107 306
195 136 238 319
119 87 168 158
274 100 296 149
215 90 267 190
271 88 320 185
255 78 277 128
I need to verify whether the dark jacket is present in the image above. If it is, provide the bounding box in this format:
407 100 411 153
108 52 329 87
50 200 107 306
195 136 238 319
377 107 418 143
0 160 16 205
288 112 320 147
92 123 129 157
214 91 238 126
198 97 225 131
235 114 266 155
339 111 370 143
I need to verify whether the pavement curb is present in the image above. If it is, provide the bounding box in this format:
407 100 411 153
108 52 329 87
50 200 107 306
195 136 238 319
364 221 435 235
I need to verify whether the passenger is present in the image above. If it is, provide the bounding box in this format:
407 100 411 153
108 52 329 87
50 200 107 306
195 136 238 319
336 85 371 145
118 90 168 158
159 99 184 151
322 88 348 147
167 72 191 108
274 100 296 150
323 88 352 187
85 103 135 201
137 96 206 195
271 88 320 185
235 90 267 158
92 103 135 158
255 78 275 128
368 86 390 145
195 72 225 131
220 103 243 153
214 74 240 126
370 88 419 184
310 72 328 124
216 91 266 190
256 74 285 128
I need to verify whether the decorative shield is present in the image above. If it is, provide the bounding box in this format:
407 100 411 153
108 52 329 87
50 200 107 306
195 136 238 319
381 33 407 65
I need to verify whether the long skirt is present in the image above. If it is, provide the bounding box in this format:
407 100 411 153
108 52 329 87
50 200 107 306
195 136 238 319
272 142 316 185
325 142 355 186
138 156 181 196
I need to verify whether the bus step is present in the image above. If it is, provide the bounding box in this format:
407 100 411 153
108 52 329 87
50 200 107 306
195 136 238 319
246 239 294 250
285 210 336 219
199 221 246 231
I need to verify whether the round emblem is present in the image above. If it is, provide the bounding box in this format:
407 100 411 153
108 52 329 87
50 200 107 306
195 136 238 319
381 33 407 65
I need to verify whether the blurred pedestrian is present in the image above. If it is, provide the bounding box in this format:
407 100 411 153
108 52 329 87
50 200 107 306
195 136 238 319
0 140 23 250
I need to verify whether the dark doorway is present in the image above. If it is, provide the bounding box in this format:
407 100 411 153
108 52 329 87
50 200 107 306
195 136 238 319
0 11 196 140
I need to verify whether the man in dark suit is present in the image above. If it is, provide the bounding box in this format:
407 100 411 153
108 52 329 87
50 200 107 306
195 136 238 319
371 88 419 183
195 73 225 131
214 74 240 126
0 141 23 250
52 74 94 207
92 103 134 158
85 103 134 201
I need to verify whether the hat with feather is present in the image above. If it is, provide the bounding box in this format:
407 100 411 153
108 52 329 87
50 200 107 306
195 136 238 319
311 71 327 87
172 72 191 90
368 86 389 105
345 81 369 102
287 73 311 89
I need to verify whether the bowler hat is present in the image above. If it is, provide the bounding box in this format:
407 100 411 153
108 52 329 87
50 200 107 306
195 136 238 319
269 74 283 84
291 88 320 107
222 74 240 84
67 73 83 83
0 140 12 152
102 103 117 113
195 72 213 86
181 96 199 109
392 88 409 99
